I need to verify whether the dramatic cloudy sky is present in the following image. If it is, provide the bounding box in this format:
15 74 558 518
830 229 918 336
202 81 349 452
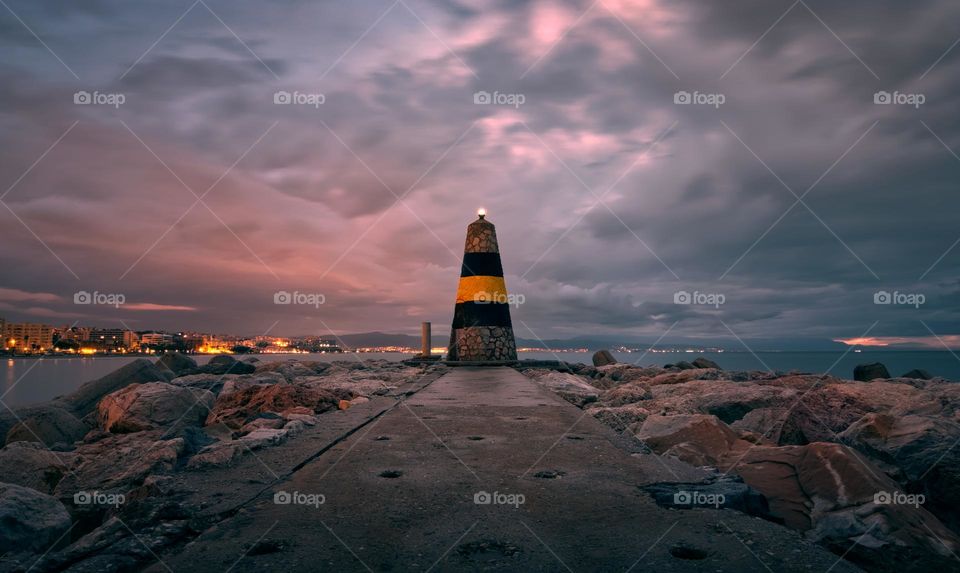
1 0 959 349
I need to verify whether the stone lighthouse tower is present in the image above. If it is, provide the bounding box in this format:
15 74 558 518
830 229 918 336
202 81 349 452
447 210 518 361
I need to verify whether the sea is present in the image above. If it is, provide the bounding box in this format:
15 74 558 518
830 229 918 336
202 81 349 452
2 350 957 408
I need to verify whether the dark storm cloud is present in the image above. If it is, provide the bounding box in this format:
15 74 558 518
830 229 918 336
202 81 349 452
120 55 284 90
0 0 958 347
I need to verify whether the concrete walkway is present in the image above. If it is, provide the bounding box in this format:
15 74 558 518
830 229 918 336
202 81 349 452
153 368 857 572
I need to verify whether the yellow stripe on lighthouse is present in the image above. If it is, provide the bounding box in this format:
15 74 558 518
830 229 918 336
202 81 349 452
455 276 507 304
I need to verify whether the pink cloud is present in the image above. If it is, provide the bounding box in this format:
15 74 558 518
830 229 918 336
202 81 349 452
834 336 960 350
530 1 577 49
123 303 198 312
0 288 62 303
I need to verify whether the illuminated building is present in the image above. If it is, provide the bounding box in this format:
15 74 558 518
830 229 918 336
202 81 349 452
141 332 174 346
3 322 54 353
85 328 138 351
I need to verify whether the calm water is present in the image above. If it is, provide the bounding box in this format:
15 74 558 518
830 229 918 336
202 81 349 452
2 351 957 408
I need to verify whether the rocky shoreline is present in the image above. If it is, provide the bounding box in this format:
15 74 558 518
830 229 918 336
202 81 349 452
519 355 960 572
0 355 442 572
0 353 957 572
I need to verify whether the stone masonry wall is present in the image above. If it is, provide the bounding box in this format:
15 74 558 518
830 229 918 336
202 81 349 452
451 326 517 361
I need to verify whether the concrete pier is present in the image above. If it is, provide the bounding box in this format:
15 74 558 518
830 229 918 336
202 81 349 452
148 368 858 572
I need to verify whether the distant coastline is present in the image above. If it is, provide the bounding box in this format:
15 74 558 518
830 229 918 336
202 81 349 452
4 348 956 360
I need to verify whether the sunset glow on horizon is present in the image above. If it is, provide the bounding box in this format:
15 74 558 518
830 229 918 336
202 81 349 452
834 336 960 349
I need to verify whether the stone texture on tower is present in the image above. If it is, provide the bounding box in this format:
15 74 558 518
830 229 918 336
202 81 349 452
447 213 518 361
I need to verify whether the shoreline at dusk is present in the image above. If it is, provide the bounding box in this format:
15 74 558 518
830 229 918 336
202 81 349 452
3 1 960 571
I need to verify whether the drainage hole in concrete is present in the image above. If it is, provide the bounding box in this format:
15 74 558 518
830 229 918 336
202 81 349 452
532 470 566 479
670 545 709 560
566 435 585 440
379 470 403 478
514 417 528 420
467 436 485 441
374 436 390 441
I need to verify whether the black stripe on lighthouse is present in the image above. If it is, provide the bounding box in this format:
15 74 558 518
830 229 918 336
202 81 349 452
460 252 504 278
451 302 513 329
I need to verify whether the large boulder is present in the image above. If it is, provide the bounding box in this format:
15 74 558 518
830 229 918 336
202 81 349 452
66 358 173 414
730 408 797 444
854 362 890 381
187 421 304 469
298 373 396 398
0 405 47 448
5 405 90 447
97 383 214 433
254 360 331 381
777 380 930 444
840 412 960 531
568 362 598 377
0 442 73 494
646 368 724 386
691 357 720 369
200 355 255 375
0 482 71 555
521 370 599 407
218 372 286 398
642 474 773 521
641 379 798 424
586 404 651 433
54 431 185 494
585 368 628 390
592 350 616 367
722 442 959 570
205 383 344 430
156 353 198 376
636 414 750 467
901 369 933 380
186 441 247 469
168 373 237 394
601 382 653 407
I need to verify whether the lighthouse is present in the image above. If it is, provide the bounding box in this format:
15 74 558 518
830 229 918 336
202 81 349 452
447 209 518 361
